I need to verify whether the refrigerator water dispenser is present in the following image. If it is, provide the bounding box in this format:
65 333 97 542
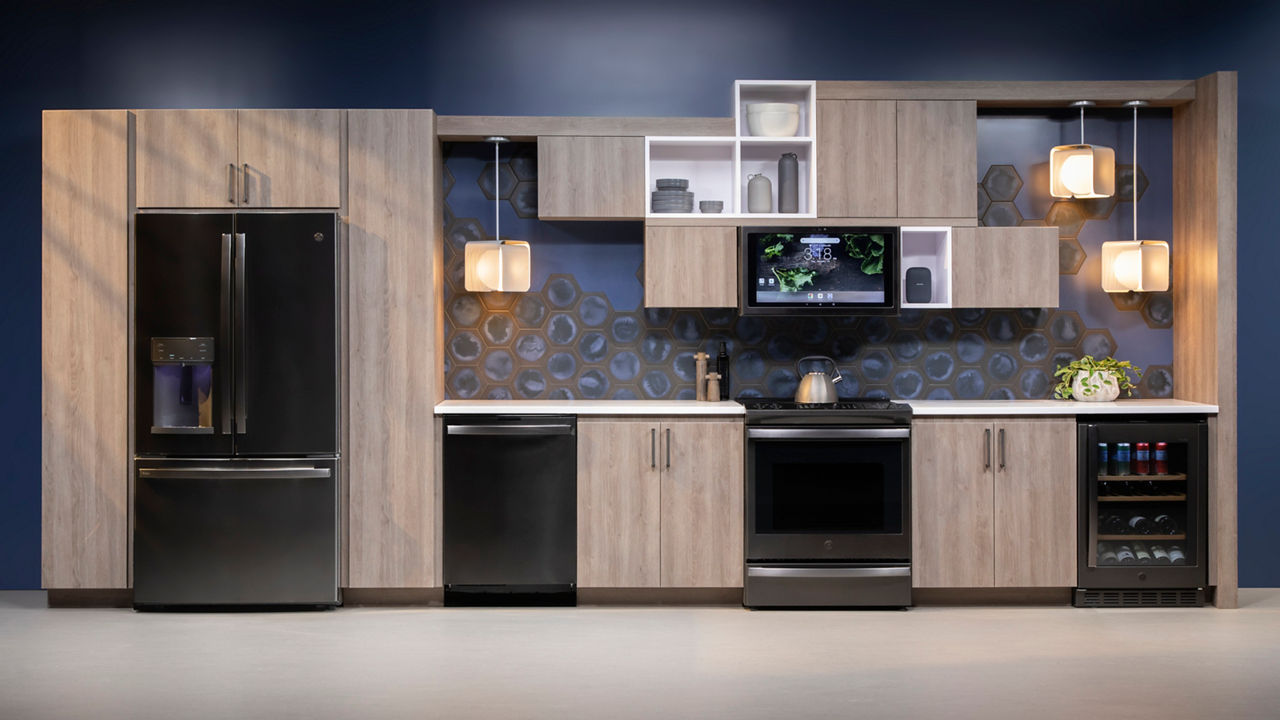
151 337 215 434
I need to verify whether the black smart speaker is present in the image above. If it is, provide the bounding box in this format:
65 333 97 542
905 267 932 304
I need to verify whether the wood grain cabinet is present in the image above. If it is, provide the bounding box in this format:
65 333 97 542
346 110 442 589
896 100 977 218
816 99 898 217
577 418 743 588
912 417 1077 589
644 226 738 308
537 136 645 219
952 226 1059 308
42 110 131 589
136 109 342 208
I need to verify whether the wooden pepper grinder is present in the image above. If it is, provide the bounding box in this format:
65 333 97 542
705 372 721 403
694 352 710 401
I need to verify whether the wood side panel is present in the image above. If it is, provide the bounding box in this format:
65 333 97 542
42 110 131 589
437 115 732 141
816 100 897 217
537 136 644 219
817 80 1196 106
953 226 1058 308
993 418 1078 587
643 226 737 308
897 101 977 218
912 419 995 588
577 420 661 588
346 110 439 588
238 109 342 208
660 419 744 588
135 109 238 208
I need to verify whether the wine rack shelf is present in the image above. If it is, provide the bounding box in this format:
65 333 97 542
1097 534 1187 541
1097 473 1187 482
1098 494 1188 503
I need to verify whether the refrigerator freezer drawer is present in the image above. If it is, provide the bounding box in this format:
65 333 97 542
133 459 340 608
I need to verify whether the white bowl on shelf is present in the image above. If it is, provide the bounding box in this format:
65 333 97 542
746 103 801 137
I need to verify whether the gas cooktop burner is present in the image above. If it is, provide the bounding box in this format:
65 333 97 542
740 398 910 412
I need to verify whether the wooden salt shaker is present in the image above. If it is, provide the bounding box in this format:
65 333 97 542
694 352 710 401
705 372 721 402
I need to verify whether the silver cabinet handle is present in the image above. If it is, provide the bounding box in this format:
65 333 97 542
446 424 573 436
242 163 249 204
228 163 236 204
984 428 991 470
747 566 911 579
665 427 671 469
746 428 909 440
139 467 330 480
233 233 247 434
220 233 233 435
998 427 1006 470
650 428 656 469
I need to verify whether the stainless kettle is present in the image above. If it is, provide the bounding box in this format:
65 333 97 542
794 355 842 404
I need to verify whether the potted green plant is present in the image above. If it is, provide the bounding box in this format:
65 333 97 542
1053 355 1142 401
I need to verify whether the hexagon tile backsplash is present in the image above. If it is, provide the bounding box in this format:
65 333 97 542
443 116 1174 401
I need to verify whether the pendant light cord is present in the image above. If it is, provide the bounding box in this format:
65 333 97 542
1080 104 1086 145
1132 103 1138 242
494 140 501 242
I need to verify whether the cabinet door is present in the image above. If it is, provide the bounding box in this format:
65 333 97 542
660 420 744 588
896 100 977 218
347 110 440 588
644 226 737 308
238 109 342 208
42 111 130 588
537 136 644 219
136 109 239 208
911 419 994 588
994 418 1078 587
816 100 897 217
952 226 1059 308
577 420 662 587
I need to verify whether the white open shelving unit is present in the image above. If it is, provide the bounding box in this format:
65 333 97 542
644 80 816 219
899 226 953 308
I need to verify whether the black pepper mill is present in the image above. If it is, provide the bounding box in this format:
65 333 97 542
716 342 730 401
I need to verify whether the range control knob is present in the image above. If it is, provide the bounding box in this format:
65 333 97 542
824 539 833 551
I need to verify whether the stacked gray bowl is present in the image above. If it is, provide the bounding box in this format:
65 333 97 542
652 178 693 213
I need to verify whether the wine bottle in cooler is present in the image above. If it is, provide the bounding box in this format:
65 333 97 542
1168 545 1188 565
1133 542 1153 564
1115 544 1137 565
1151 545 1171 564
1153 513 1180 535
1098 543 1118 565
1127 515 1155 535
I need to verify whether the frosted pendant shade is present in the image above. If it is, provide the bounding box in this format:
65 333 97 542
465 240 531 292
1050 144 1116 199
1101 240 1169 293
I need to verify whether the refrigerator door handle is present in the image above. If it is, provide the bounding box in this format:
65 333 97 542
139 467 331 480
234 232 247 435
220 233 233 435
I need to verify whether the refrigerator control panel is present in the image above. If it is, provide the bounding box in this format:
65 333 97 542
151 337 214 364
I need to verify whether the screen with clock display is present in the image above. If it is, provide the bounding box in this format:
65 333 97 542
742 227 896 313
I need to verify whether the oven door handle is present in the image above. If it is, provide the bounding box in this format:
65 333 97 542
746 428 909 440
747 566 911 579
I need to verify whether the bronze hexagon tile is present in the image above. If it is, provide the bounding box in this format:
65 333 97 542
977 183 991 219
1045 201 1086 238
1140 292 1173 328
1080 329 1117 359
1059 236 1086 275
1109 291 1146 312
509 145 537 181
478 161 516 200
1116 163 1149 203
1076 196 1116 220
981 164 1023 202
982 201 1023 227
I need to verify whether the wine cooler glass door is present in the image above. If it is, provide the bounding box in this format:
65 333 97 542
1080 421 1208 589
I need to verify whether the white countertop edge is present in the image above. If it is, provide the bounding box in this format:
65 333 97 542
434 400 746 416
434 399 1215 416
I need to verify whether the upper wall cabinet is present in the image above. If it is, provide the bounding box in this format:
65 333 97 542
136 109 342 208
644 225 738 308
538 136 645 220
896 100 977 218
952 226 1059 308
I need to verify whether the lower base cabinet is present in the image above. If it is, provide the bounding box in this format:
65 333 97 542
912 417 1077 588
577 417 743 588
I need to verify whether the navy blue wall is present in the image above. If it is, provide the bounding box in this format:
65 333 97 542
3 0 1277 588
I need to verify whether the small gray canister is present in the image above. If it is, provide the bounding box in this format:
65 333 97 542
747 173 773 213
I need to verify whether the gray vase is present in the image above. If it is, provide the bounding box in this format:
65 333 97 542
778 152 799 213
747 173 772 214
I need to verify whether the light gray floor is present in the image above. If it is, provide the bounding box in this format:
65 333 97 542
3 590 1279 720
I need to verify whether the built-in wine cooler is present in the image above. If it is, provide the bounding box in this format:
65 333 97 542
1075 419 1208 608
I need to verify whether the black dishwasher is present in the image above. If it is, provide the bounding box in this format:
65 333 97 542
442 415 577 605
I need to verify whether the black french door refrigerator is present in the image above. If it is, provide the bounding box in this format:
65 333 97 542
133 213 340 608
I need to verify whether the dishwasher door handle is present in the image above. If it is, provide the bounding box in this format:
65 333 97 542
446 424 575 436
747 566 911 579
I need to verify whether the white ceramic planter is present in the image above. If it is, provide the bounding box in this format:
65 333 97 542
1071 370 1121 402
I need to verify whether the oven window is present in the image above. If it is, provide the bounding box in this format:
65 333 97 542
754 440 904 534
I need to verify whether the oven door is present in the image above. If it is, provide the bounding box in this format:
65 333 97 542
746 426 910 561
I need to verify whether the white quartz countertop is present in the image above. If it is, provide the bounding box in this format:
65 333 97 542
434 400 745 416
904 399 1217 415
435 398 1215 416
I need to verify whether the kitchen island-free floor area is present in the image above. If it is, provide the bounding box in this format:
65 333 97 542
2 590 1278 720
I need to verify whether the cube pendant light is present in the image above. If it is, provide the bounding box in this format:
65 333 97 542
1101 101 1169 293
464 137 532 292
1050 101 1115 199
